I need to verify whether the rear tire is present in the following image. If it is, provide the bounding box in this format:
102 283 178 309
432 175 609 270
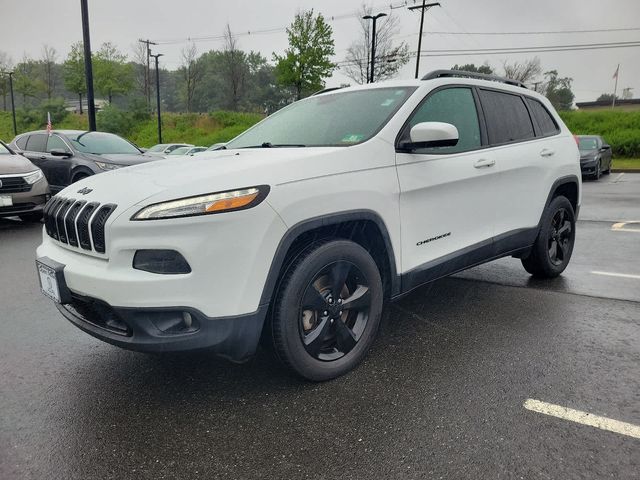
271 239 383 381
521 196 576 278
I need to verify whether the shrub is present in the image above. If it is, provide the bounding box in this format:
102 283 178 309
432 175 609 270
560 110 640 157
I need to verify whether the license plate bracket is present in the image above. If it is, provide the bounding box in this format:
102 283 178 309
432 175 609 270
0 195 12 207
36 257 72 304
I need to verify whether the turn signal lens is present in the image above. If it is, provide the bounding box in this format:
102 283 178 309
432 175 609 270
131 186 269 220
205 192 258 212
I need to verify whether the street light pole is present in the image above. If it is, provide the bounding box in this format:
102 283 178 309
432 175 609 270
150 53 163 144
80 0 97 131
408 1 440 79
363 13 387 83
1 71 17 136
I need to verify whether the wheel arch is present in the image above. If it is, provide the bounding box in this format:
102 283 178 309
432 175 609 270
544 175 580 220
71 166 94 183
259 210 400 309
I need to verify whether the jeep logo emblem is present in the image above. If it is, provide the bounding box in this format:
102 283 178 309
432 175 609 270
77 187 93 195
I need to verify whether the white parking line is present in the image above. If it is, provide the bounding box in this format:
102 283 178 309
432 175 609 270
524 399 640 439
591 270 640 280
611 172 625 183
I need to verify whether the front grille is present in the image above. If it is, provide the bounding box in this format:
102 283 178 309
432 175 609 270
0 176 31 193
42 197 117 254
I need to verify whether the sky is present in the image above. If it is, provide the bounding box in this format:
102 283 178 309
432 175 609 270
2 0 639 103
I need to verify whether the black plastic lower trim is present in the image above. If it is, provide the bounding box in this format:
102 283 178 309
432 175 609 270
57 300 268 363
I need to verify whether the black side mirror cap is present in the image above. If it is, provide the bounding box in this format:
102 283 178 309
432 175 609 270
50 148 72 158
601 144 611 150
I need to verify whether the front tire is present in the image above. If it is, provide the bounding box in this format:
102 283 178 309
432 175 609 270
592 161 601 180
271 239 383 381
521 196 576 278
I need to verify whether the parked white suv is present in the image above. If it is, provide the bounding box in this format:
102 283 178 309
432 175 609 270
36 70 581 381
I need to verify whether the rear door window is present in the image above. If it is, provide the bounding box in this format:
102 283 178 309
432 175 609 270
25 134 47 152
525 98 560 137
479 89 535 145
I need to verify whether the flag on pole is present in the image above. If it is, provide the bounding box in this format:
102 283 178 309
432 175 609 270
46 112 52 136
613 65 619 79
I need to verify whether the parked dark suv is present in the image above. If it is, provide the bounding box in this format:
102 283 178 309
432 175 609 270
9 130 154 193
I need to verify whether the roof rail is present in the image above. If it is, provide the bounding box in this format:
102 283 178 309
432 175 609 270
421 69 527 89
312 87 344 96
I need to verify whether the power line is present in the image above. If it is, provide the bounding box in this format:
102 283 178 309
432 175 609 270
424 27 640 36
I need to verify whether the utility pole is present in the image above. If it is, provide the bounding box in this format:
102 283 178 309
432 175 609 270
80 0 96 131
138 39 157 108
408 1 440 79
363 13 387 83
612 63 620 109
150 53 163 144
1 71 17 136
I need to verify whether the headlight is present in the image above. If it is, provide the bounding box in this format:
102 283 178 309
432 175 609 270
131 185 269 220
95 161 122 171
23 170 44 185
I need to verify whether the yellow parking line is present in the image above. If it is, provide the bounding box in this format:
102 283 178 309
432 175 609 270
524 399 640 439
591 270 640 280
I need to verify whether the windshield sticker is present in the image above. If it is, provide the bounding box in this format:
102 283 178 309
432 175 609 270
341 134 365 143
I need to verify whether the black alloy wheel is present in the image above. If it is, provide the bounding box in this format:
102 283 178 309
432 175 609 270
299 260 371 361
271 239 383 381
547 208 572 266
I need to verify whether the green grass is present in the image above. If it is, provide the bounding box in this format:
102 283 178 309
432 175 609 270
0 110 263 148
612 157 640 170
560 110 640 158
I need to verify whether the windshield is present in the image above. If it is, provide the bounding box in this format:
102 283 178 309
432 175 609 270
169 147 190 155
147 144 168 152
226 87 417 149
0 142 12 155
578 137 599 150
67 132 141 155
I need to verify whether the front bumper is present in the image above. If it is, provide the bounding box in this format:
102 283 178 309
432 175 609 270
580 158 598 175
0 178 49 218
57 293 268 362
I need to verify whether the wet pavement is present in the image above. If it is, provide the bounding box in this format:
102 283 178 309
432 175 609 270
1 174 639 479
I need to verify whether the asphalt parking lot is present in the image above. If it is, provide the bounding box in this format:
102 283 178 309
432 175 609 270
1 174 639 479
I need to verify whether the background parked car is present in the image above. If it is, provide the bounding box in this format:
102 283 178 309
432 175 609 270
577 135 612 180
144 143 193 157
9 130 154 193
167 146 208 156
0 140 50 222
194 143 227 155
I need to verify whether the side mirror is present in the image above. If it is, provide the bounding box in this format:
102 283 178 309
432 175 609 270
601 144 611 151
50 149 71 158
399 122 459 151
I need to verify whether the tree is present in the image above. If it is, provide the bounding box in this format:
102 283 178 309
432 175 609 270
502 57 541 84
343 5 410 85
596 93 618 102
220 25 247 110
41 45 57 99
543 70 574 110
13 55 45 106
94 42 134 104
451 63 493 75
63 42 86 113
273 9 336 100
179 42 202 112
131 42 149 107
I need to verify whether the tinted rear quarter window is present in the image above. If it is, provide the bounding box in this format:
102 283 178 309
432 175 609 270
479 89 534 145
525 98 560 136
26 134 47 152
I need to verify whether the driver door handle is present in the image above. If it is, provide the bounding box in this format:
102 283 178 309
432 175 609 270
474 158 495 169
540 149 555 157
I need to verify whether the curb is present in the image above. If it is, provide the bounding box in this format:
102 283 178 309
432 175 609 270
611 169 640 173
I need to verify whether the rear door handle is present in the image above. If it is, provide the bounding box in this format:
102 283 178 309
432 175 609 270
474 158 495 169
540 149 555 157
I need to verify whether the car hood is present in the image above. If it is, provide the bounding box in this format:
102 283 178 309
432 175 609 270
0 153 39 175
58 146 351 209
84 152 156 166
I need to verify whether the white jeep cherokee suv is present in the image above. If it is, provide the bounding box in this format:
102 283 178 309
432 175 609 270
36 70 581 381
